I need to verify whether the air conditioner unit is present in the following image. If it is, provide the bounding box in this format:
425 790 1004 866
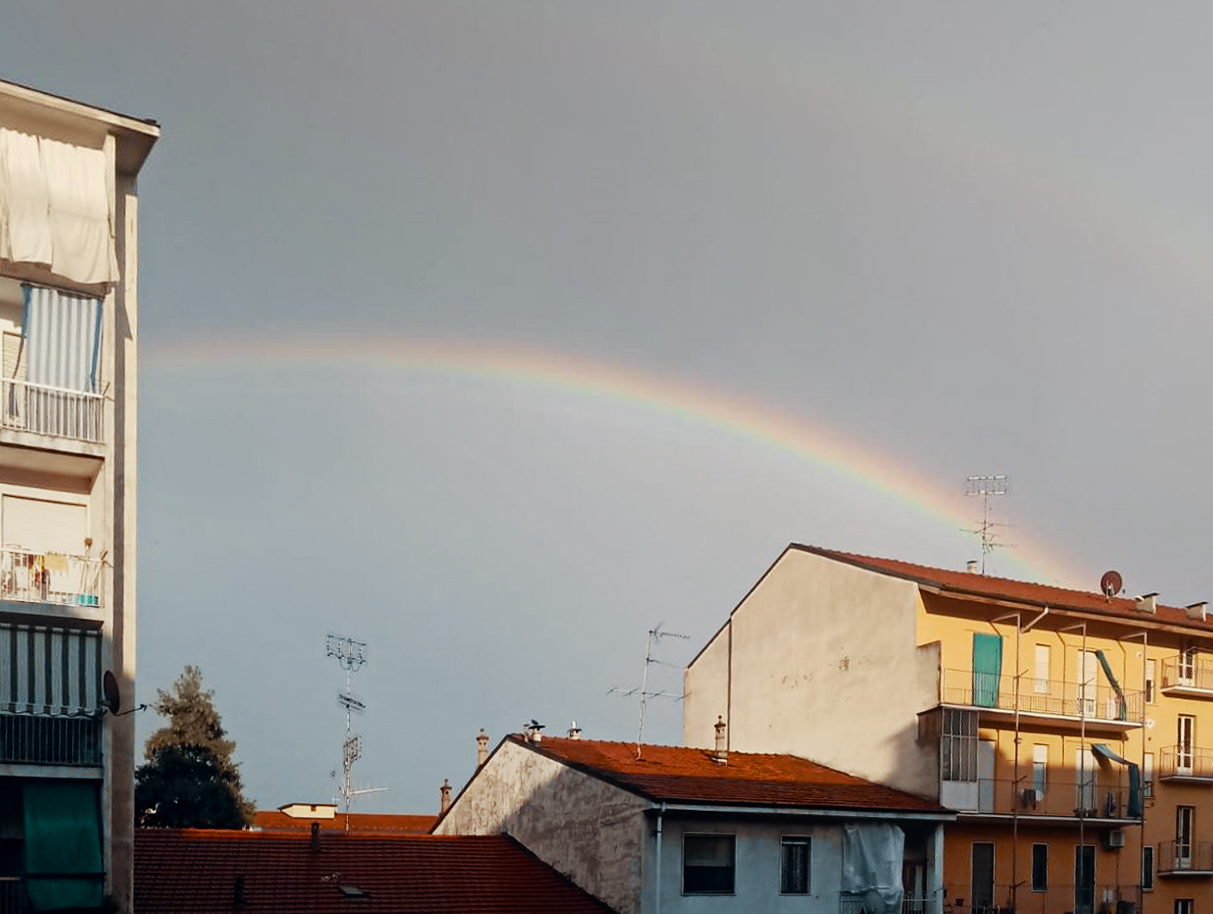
1102 829 1126 850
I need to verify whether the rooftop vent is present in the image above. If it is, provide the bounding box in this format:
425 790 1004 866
476 728 489 768
1136 593 1158 614
338 885 367 902
568 721 582 740
712 715 728 765
440 778 452 814
1187 602 1208 622
966 560 979 574
234 875 249 906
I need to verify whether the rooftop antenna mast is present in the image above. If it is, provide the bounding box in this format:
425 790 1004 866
325 633 386 828
609 623 690 759
964 474 1010 574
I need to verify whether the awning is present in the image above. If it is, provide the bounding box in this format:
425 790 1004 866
1094 650 1127 721
1091 744 1142 819
22 284 103 393
23 780 105 911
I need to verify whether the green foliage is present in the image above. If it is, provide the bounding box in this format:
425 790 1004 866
134 666 254 829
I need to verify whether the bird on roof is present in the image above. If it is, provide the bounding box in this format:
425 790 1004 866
529 719 545 730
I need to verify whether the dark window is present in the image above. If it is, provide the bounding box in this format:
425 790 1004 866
1174 900 1193 914
941 708 978 781
683 834 735 895
781 837 810 894
1031 844 1048 891
1143 845 1154 891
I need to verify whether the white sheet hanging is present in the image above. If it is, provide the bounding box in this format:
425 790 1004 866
842 823 906 914
0 128 52 266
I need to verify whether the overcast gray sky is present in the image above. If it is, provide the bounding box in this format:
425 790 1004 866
5 3 1213 815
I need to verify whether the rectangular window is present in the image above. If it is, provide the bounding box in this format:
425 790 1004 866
1174 900 1192 914
940 708 979 781
1179 716 1196 774
1143 845 1154 891
1177 807 1194 869
1144 752 1155 799
1146 659 1157 704
1035 644 1051 694
780 837 810 895
1032 744 1048 794
683 834 735 895
1031 844 1048 891
1075 747 1097 813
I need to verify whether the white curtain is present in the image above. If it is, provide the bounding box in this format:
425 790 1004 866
0 127 115 285
842 823 906 914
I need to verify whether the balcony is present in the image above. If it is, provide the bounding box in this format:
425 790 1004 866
940 669 1143 731
946 884 1140 914
0 378 103 445
0 879 28 914
0 714 102 767
1160 655 1213 699
1157 839 1213 876
944 778 1140 823
841 893 937 914
0 548 102 609
1158 746 1213 783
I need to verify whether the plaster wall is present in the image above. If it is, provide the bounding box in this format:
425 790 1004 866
684 549 940 798
435 740 649 914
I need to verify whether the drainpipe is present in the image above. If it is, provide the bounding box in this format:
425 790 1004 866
654 803 666 914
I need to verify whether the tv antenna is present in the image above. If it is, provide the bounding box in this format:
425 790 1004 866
608 623 690 759
325 633 386 827
963 474 1012 574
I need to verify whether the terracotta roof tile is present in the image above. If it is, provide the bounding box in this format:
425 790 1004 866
252 811 436 834
135 830 616 914
795 544 1209 631
512 736 948 814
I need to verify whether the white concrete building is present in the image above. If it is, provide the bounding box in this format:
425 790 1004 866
0 79 157 914
435 730 954 914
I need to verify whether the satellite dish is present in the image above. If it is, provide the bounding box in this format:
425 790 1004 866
102 670 121 715
1100 570 1123 599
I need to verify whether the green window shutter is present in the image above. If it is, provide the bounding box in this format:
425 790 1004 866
971 633 1003 708
22 780 104 911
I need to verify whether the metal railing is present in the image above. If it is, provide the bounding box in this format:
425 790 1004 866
946 777 1138 819
1161 655 1213 693
1159 745 1213 780
944 883 1140 914
0 879 28 914
1157 839 1213 874
941 668 1143 723
0 378 103 444
841 893 936 914
0 548 102 607
0 713 102 766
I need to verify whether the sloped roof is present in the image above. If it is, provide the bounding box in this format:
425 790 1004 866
511 736 948 815
135 829 616 914
252 810 436 835
793 544 1210 632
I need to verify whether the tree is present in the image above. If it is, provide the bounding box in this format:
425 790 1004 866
134 665 254 828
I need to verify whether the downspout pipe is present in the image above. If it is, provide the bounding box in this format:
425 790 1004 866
655 803 666 914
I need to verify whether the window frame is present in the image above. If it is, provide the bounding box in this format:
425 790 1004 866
1174 899 1193 914
1143 844 1154 892
1146 659 1157 704
681 833 736 896
1031 843 1048 892
779 836 811 895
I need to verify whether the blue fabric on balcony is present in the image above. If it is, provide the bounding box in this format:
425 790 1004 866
971 633 1003 708
23 779 104 910
21 284 103 393
1092 743 1143 818
1094 649 1128 720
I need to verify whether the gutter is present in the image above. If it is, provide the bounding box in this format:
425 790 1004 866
648 802 954 822
654 802 665 914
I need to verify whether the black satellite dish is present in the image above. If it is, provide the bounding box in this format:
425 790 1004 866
102 670 121 715
1100 570 1123 600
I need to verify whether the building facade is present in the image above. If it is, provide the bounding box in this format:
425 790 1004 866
683 545 1213 914
435 731 953 914
0 79 157 913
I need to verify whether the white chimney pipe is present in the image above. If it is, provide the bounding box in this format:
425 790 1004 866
713 715 727 764
1137 593 1158 614
1187 602 1207 622
966 560 979 574
476 728 489 767
440 778 452 814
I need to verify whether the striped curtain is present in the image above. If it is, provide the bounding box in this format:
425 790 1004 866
22 284 103 393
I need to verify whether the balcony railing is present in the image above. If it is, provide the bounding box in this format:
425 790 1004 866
0 713 102 766
0 879 29 914
945 777 1139 820
1159 745 1213 781
945 884 1140 914
1157 839 1213 875
840 893 936 914
0 378 103 444
941 669 1143 725
0 549 102 608
1160 655 1213 695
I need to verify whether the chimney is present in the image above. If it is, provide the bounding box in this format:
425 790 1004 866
476 729 489 767
1137 593 1158 614
966 560 979 574
712 715 728 764
234 875 249 906
310 821 320 852
440 778 452 814
568 721 582 740
1187 602 1207 622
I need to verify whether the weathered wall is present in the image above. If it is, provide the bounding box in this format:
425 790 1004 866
435 740 649 914
683 549 940 798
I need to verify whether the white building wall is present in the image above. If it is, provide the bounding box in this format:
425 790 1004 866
683 549 941 799
435 739 650 914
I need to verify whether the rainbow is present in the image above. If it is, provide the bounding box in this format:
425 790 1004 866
145 335 1083 587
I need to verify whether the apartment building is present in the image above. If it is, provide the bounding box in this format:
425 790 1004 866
684 544 1213 914
0 80 157 913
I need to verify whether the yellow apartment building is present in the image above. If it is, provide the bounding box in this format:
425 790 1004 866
684 544 1213 914
0 80 157 914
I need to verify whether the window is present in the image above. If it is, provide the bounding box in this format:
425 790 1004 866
1035 644 1051 694
940 708 978 781
1146 660 1157 704
1177 807 1194 869
1179 648 1198 685
1032 745 1048 794
1143 752 1155 799
1174 900 1193 914
1031 844 1048 891
1143 845 1154 891
683 834 734 895
1179 716 1196 774
780 837 810 894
